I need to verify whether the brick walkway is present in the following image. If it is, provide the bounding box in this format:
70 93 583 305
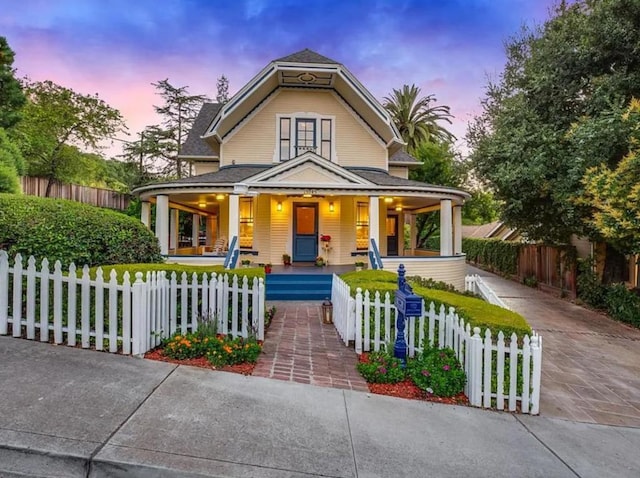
252 301 369 392
471 266 640 427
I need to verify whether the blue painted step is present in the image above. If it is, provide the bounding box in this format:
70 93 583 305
265 273 333 301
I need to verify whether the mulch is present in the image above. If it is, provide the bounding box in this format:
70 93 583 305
144 348 256 375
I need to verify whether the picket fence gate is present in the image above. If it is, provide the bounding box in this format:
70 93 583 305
331 274 542 414
0 252 265 356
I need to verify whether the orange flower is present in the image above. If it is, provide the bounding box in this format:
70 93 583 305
223 345 233 354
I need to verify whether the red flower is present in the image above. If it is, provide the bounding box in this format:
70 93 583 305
320 234 331 242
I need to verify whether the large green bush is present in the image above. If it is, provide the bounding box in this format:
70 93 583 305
462 238 522 275
0 193 162 267
340 270 531 337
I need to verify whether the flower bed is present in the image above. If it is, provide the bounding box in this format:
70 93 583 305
358 348 469 405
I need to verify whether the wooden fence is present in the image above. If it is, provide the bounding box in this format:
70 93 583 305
0 251 265 356
331 274 543 414
518 244 577 297
20 176 131 210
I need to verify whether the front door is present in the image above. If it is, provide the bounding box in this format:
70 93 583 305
386 215 399 256
293 203 318 262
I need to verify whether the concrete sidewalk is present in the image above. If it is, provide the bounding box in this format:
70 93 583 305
2 337 640 477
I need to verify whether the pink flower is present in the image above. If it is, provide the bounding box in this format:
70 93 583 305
421 370 430 376
377 366 387 374
443 365 450 371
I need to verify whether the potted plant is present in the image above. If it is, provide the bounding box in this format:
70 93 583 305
355 261 365 272
315 256 325 267
241 259 251 268
264 263 272 274
282 253 291 266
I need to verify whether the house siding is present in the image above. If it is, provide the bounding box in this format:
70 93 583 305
389 166 408 179
382 256 467 291
222 89 387 169
193 162 219 176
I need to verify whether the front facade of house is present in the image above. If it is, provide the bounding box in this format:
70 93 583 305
134 49 469 289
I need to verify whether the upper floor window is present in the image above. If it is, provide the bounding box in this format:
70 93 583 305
277 114 334 162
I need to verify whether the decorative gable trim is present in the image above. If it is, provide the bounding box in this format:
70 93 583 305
244 152 374 186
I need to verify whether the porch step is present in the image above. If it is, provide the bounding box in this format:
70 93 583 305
265 273 333 301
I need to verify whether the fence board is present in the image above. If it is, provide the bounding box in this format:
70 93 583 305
20 176 130 210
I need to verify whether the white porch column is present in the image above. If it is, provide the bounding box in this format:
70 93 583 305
453 205 463 255
408 213 417 255
140 201 151 228
169 209 179 251
228 194 240 250
440 199 453 256
369 196 380 252
155 194 169 255
191 214 200 247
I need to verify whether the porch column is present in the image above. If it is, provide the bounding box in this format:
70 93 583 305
369 196 380 252
440 199 453 256
228 194 240 250
453 205 463 255
155 194 169 255
191 214 200 247
169 208 179 251
205 216 213 246
140 201 151 228
409 214 417 254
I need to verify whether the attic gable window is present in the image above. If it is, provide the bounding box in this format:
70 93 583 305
276 114 334 162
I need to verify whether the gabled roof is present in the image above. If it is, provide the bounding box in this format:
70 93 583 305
179 102 222 158
204 49 404 152
275 49 339 65
389 150 420 165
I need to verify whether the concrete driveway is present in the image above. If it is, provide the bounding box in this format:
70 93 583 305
470 266 640 427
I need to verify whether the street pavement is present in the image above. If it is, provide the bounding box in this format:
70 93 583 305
1 336 639 477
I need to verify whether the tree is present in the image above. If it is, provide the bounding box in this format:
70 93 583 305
384 84 454 152
409 141 462 246
467 0 640 279
0 127 25 193
216 74 229 104
0 37 26 129
579 98 640 254
462 190 500 225
151 79 209 178
15 80 126 196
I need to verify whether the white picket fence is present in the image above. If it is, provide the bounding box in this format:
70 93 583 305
0 251 265 356
331 274 542 414
465 274 509 309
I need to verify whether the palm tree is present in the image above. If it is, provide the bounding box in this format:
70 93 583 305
383 84 455 152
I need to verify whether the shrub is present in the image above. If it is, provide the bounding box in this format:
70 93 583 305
462 238 522 275
340 270 531 337
0 163 20 194
576 258 608 309
356 351 406 383
605 283 640 328
408 347 466 397
0 193 162 267
89 263 265 283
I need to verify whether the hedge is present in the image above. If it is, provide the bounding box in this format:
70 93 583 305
340 270 531 338
89 263 265 284
462 237 522 276
0 193 162 268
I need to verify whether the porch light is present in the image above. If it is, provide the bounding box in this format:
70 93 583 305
384 197 393 203
395 206 403 211
216 194 225 201
198 202 206 208
322 298 333 324
276 201 282 212
302 192 312 198
329 201 334 213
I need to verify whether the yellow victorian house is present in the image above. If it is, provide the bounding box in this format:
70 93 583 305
133 49 469 289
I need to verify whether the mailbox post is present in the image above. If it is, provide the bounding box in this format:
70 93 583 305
393 264 423 366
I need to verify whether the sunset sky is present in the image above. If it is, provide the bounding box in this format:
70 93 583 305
2 0 560 156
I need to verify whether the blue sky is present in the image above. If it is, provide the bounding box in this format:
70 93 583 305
1 0 559 155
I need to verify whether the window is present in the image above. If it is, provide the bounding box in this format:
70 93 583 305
279 118 291 161
239 197 254 248
356 202 369 250
277 116 333 161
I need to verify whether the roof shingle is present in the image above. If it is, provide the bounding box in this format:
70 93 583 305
275 48 339 65
179 102 222 157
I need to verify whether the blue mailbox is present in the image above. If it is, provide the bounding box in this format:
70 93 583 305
393 264 423 365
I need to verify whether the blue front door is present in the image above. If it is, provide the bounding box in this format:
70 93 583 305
293 203 318 262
